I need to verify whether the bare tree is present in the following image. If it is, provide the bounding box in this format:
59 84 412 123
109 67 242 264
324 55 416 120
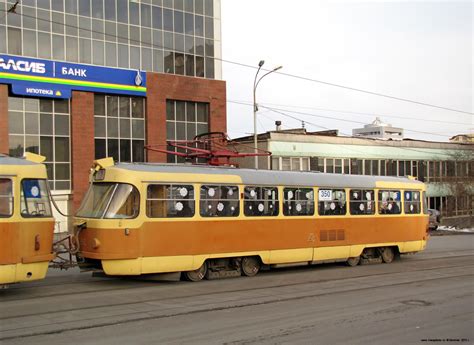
440 146 474 228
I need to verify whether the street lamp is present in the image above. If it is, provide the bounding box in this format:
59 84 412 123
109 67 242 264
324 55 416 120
253 61 283 169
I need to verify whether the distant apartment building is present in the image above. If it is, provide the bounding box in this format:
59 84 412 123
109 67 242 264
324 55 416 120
450 134 474 143
352 117 404 140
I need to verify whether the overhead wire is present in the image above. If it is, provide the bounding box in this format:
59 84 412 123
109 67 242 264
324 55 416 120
249 101 472 126
2 6 472 150
1 6 473 116
228 100 457 139
0 1 18 21
257 110 404 159
228 100 459 157
264 107 457 157
222 59 474 116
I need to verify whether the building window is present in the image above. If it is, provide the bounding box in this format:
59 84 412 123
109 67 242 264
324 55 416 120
380 160 386 176
166 100 209 163
8 97 71 190
2 1 218 78
94 94 146 163
272 157 310 171
350 159 363 175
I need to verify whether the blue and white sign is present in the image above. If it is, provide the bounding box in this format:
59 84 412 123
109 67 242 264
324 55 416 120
12 83 72 99
0 54 147 99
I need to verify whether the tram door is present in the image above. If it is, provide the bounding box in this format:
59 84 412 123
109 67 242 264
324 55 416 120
17 179 55 266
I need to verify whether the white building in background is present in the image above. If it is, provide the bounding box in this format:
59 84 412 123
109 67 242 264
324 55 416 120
353 117 404 140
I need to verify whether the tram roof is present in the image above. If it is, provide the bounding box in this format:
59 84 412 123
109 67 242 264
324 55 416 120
0 155 38 166
113 163 423 188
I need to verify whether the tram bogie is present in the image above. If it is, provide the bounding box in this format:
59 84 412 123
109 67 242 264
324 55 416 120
75 158 429 281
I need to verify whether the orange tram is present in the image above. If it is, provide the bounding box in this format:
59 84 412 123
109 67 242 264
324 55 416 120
75 158 430 281
0 153 55 287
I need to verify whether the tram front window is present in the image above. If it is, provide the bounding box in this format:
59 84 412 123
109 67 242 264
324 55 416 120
77 183 139 219
20 179 53 217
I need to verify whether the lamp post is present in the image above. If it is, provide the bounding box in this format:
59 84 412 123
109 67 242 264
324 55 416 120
253 61 282 169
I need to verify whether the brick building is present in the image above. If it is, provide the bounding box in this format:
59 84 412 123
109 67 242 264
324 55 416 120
0 0 226 231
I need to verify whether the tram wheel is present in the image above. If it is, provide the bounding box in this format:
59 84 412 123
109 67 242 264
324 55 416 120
183 262 208 282
380 247 395 263
346 256 361 267
241 257 261 277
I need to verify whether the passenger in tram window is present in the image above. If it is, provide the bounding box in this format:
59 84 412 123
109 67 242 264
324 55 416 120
339 201 347 215
176 195 193 218
350 190 362 215
334 198 345 215
380 200 389 214
384 198 400 214
269 201 278 216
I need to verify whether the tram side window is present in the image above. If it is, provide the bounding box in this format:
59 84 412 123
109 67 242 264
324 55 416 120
283 187 314 216
0 179 13 217
349 189 375 215
404 190 421 214
147 184 195 218
200 185 239 217
244 186 279 216
20 179 53 217
318 189 346 216
378 190 401 215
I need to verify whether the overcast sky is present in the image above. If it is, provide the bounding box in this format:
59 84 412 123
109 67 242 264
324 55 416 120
220 0 473 142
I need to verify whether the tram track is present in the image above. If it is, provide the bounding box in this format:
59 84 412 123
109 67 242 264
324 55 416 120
6 245 473 292
0 253 473 341
0 267 472 342
1 250 473 304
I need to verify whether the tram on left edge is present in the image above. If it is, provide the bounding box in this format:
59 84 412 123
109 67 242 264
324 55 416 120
0 153 55 287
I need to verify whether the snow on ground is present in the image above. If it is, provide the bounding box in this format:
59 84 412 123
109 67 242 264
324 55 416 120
436 226 474 233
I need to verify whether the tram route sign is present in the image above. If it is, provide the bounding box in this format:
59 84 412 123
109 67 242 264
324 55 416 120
0 54 147 99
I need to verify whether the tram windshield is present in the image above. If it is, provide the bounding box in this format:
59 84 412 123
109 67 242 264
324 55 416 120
77 182 139 219
20 179 53 217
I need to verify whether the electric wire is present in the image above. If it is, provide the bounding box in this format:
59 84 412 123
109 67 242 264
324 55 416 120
2 6 468 141
2 6 472 145
228 100 458 139
263 107 457 157
250 101 472 126
1 6 473 116
0 1 18 21
255 111 411 159
229 100 461 157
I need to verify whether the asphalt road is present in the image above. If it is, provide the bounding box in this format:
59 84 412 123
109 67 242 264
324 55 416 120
1 235 473 345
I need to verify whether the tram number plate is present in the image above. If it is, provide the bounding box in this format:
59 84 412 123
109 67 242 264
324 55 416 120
319 190 333 201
